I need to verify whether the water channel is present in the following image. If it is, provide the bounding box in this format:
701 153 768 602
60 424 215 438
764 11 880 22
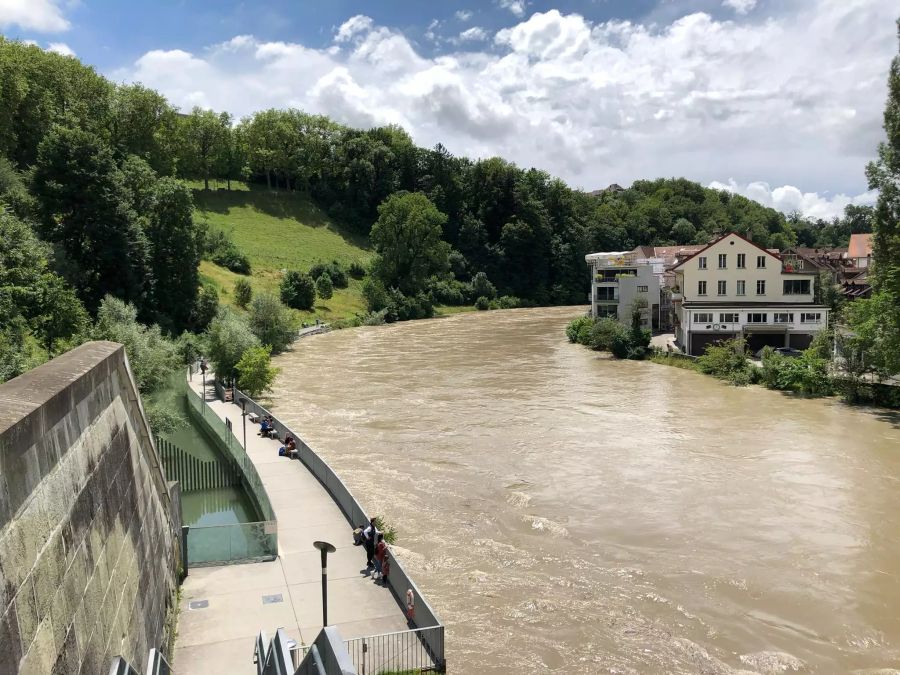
267 307 900 674
154 375 257 527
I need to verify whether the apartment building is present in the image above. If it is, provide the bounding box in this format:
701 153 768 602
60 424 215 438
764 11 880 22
671 232 829 356
585 251 660 329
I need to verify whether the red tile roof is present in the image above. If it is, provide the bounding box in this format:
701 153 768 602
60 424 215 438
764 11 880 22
848 233 873 259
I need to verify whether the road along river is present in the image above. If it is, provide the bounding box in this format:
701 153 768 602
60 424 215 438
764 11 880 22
267 306 900 674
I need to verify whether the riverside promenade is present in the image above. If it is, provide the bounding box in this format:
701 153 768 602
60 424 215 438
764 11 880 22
174 377 409 673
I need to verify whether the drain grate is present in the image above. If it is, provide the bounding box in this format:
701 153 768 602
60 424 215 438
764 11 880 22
262 593 284 605
189 600 209 610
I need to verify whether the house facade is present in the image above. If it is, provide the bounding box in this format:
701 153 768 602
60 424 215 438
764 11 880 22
672 233 830 356
585 251 660 329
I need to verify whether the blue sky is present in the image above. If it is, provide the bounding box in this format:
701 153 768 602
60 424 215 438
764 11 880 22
1 0 897 218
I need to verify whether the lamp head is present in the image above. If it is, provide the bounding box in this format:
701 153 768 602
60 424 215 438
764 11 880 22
313 540 336 554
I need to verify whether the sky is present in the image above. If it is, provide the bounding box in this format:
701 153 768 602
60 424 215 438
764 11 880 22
1 0 897 220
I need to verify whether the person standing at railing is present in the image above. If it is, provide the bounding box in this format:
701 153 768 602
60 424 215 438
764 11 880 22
362 517 380 571
373 533 387 581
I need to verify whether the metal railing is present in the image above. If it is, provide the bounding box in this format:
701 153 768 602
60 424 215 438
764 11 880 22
233 387 445 671
108 648 172 675
156 435 242 491
256 628 301 675
295 627 443 674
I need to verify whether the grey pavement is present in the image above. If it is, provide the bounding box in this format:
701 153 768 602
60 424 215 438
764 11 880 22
173 377 408 674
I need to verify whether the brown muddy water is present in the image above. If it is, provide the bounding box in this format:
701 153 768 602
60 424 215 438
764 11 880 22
268 306 900 674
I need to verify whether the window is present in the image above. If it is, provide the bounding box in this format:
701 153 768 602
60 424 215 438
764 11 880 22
717 280 727 295
774 313 794 323
756 280 766 295
698 280 707 295
597 306 617 318
718 254 727 269
596 287 616 301
637 285 648 293
698 256 707 269
720 313 739 323
783 279 811 295
736 280 746 296
747 313 768 323
757 255 767 268
694 313 713 323
801 312 822 323
737 253 746 268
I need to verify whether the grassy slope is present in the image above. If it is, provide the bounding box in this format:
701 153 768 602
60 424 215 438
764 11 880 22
191 180 474 323
191 181 372 322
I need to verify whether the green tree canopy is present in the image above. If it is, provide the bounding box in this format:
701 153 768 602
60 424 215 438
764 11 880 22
315 273 334 300
248 292 297 354
280 270 316 310
236 345 279 398
370 192 451 295
205 309 260 383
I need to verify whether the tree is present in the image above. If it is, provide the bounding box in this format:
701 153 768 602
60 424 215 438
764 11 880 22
248 292 297 354
236 345 279 398
672 217 696 243
192 282 219 331
234 278 253 308
110 84 178 174
857 18 900 376
145 177 201 330
205 309 260 383
32 274 88 356
370 192 451 295
280 270 316 310
471 272 497 300
180 108 229 190
93 295 180 393
315 274 334 301
32 126 150 313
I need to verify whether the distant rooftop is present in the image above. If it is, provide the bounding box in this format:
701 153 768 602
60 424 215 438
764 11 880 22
848 233 873 259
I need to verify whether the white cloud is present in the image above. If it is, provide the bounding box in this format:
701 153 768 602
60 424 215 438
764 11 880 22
47 41 74 56
497 0 527 18
115 2 897 218
723 0 757 14
455 10 473 22
0 0 70 32
709 179 878 220
458 27 489 42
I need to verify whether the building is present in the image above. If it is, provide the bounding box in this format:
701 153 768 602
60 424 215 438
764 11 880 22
671 232 830 356
847 233 873 269
585 250 660 329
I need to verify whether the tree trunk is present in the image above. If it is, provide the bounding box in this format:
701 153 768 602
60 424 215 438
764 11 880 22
266 169 272 190
204 172 210 191
227 177 231 191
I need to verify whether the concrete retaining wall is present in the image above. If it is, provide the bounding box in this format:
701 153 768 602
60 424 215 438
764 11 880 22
0 342 181 674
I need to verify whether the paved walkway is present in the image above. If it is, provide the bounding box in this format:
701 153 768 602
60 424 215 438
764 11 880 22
173 378 407 674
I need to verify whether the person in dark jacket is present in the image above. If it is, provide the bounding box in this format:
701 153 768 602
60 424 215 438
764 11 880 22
362 517 379 569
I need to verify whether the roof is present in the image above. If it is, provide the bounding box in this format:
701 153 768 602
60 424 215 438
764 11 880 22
848 233 873 259
671 231 782 271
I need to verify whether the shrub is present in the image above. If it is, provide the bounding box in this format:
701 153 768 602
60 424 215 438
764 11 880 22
474 296 490 311
204 227 251 274
429 278 470 305
236 345 279 398
280 271 316 310
589 318 624 351
315 274 334 301
471 272 497 300
389 289 434 321
175 331 206 365
348 261 366 279
362 277 390 312
233 278 252 308
495 295 520 309
249 292 298 354
362 309 389 326
696 338 751 380
309 260 348 289
566 316 594 343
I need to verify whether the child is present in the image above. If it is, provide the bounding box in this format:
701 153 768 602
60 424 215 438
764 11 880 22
373 533 386 580
381 552 391 585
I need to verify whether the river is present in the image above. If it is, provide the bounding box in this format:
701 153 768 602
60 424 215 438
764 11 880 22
267 306 900 674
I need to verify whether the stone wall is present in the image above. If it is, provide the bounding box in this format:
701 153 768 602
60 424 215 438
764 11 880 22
0 342 181 674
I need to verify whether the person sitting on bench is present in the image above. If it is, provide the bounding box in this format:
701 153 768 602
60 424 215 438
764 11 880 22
258 417 274 437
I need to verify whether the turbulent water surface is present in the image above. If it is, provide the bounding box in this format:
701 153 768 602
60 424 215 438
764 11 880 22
268 307 900 674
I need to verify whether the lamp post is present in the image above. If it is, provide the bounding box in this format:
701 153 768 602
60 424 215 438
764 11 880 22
313 541 336 626
238 397 248 450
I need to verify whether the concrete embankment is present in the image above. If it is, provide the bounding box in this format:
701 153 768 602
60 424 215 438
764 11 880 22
0 342 181 674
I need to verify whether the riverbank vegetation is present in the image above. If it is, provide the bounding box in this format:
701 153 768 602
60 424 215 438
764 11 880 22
1 30 898 417
565 305 652 360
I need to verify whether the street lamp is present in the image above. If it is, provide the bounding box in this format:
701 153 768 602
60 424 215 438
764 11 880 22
313 541 336 626
238 397 248 450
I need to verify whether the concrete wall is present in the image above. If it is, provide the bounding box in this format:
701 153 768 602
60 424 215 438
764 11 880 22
0 342 181 674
